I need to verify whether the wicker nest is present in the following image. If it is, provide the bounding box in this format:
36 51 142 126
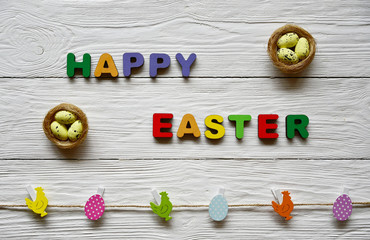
43 103 88 149
268 24 316 74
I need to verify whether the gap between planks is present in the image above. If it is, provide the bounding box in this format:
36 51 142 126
1 76 370 79
1 158 369 161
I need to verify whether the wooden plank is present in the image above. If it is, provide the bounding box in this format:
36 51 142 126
0 1 370 78
0 159 369 239
0 77 369 159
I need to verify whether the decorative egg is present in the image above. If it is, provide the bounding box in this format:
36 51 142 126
68 120 83 141
277 48 299 64
50 121 68 140
209 194 228 221
333 194 352 221
277 32 299 48
295 37 310 60
55 110 77 124
85 194 105 220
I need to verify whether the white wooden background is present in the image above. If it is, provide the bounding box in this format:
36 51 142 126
1 0 370 239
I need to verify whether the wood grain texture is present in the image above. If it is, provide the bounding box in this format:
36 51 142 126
1 0 370 239
0 78 369 159
0 0 370 78
1 159 370 239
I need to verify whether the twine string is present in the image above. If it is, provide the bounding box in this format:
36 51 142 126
1 202 370 209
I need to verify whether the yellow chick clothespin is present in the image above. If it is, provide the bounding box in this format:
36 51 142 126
25 185 48 217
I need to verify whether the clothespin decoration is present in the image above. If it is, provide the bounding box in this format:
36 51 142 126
271 188 294 220
333 186 352 221
25 185 48 217
150 189 173 221
209 187 228 221
85 187 105 220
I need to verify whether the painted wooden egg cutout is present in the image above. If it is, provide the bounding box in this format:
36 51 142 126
209 194 228 221
333 194 352 221
85 194 105 220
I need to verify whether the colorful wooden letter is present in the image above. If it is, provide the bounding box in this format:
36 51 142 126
123 53 144 77
177 114 201 138
67 53 91 77
204 115 225 139
150 53 170 77
228 115 251 139
258 114 279 139
153 113 173 138
176 53 196 77
94 53 118 77
286 115 309 139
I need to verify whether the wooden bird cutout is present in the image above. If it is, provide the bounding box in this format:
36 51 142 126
272 191 294 220
150 191 173 221
25 187 48 217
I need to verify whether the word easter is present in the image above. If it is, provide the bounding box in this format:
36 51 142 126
67 53 196 78
153 114 309 139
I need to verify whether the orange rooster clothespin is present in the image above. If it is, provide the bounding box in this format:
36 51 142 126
271 188 294 220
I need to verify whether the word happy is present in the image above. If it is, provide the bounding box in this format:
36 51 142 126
153 114 309 139
67 53 196 78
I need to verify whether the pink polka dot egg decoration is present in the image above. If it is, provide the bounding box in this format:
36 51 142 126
85 194 105 220
333 194 352 221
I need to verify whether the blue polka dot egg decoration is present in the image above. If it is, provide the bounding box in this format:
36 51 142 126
209 194 228 221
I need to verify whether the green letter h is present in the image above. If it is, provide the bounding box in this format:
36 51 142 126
67 53 91 77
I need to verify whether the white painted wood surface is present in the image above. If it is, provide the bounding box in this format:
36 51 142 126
1 77 369 159
1 0 370 239
1 0 370 78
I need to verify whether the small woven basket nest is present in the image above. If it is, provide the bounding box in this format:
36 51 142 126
43 103 88 149
268 24 316 74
